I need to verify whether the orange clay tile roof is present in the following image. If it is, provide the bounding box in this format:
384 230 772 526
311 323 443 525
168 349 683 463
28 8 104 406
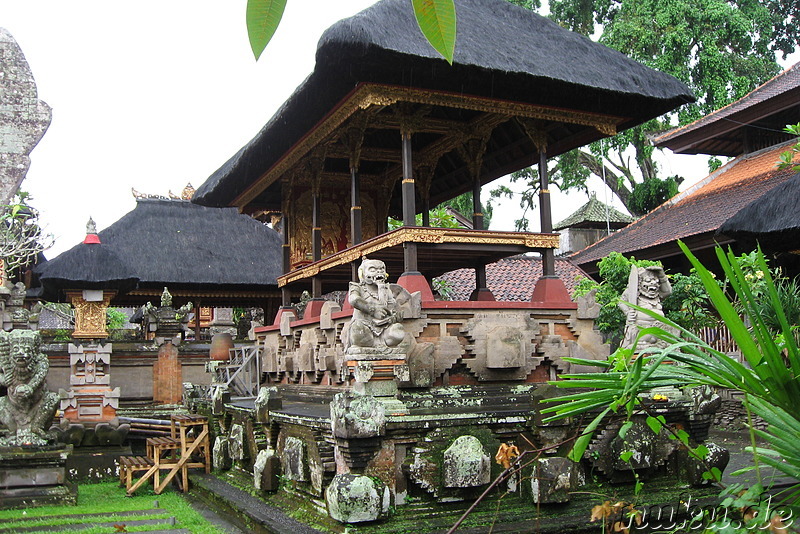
438 256 589 301
570 141 800 267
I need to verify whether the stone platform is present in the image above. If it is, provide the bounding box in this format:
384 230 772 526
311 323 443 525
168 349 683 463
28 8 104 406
0 444 77 509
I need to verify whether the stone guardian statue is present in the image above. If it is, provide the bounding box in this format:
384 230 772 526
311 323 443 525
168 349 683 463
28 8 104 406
619 265 674 352
0 330 59 445
344 258 407 356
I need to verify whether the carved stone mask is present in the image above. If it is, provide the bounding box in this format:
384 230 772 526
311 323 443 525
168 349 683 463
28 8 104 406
639 272 660 299
359 259 387 285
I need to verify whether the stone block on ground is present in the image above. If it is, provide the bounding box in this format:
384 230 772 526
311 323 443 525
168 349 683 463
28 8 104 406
282 436 307 482
530 457 580 503
443 435 490 488
213 436 231 471
326 473 390 524
253 449 280 491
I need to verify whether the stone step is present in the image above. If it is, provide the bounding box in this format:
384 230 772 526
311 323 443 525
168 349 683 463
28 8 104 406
3 517 182 533
0 508 164 525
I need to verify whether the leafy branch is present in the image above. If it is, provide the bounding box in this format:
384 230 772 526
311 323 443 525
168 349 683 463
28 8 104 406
0 193 53 276
777 123 800 173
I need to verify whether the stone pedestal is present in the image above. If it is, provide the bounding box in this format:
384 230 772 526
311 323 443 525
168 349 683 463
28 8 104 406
0 445 77 509
59 343 120 423
153 341 182 404
209 307 237 337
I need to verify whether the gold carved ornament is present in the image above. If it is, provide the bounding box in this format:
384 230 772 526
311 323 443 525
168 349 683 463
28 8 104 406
277 227 559 286
67 291 114 339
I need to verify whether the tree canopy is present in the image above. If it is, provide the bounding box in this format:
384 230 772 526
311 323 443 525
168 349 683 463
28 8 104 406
498 0 798 221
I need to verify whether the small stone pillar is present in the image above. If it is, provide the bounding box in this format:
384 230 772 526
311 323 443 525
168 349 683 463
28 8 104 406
209 307 237 337
153 340 182 404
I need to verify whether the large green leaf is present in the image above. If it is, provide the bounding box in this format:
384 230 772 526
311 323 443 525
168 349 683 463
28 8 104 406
246 0 287 60
412 0 457 64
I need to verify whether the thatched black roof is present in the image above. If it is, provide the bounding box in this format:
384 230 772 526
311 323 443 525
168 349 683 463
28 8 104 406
193 0 693 209
718 173 800 244
35 199 283 302
35 243 138 292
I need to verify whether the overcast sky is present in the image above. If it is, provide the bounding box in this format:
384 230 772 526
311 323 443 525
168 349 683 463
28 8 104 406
4 1 719 258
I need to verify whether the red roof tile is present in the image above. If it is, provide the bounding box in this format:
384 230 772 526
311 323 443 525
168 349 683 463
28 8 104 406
439 256 589 301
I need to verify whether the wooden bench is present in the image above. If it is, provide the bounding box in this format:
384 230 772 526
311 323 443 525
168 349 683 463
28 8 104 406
126 415 211 495
118 456 154 491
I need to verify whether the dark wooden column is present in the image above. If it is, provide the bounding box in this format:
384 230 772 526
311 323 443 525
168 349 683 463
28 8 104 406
312 189 322 297
538 149 555 277
193 299 202 340
472 174 483 230
416 163 435 228
458 135 493 300
401 130 418 273
281 211 291 307
351 169 362 245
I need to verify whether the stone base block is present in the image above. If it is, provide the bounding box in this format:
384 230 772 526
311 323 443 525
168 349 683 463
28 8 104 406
254 449 280 491
66 445 131 480
0 444 77 510
326 473 390 524
530 457 581 504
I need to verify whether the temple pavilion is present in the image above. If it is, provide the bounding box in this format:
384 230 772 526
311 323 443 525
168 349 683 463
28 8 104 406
181 1 704 525
193 0 692 314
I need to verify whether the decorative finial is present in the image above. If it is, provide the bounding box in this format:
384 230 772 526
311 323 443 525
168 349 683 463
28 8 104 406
83 217 101 244
181 183 195 200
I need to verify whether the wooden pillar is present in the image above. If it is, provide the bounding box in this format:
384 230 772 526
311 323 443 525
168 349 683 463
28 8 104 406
472 174 483 231
350 166 361 283
401 132 416 227
194 299 202 340
401 130 418 273
538 150 555 277
416 163 436 228
421 197 430 227
281 211 291 307
351 168 362 245
312 190 322 297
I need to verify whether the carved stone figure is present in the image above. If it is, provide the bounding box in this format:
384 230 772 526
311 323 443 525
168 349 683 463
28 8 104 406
0 330 59 445
619 266 673 352
344 259 406 355
160 287 172 308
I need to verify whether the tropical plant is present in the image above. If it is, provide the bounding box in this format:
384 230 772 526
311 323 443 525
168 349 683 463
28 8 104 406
106 308 128 330
388 205 461 230
778 123 800 173
543 242 800 506
572 252 716 343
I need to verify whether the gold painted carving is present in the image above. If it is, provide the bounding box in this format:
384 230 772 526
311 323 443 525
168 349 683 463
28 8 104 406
277 228 560 286
67 291 114 339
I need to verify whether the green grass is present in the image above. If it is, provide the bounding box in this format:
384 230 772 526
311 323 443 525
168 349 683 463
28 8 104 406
0 481 224 534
